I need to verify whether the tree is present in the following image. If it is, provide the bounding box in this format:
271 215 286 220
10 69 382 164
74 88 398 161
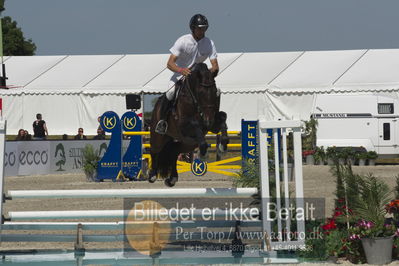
0 1 36 55
2 16 36 56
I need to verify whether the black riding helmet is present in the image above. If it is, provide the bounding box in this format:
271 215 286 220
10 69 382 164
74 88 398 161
189 14 209 31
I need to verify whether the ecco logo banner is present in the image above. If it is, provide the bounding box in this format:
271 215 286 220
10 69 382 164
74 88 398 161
4 140 110 177
17 141 50 175
4 142 18 176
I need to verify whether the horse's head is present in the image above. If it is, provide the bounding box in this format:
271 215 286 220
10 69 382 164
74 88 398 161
189 63 218 128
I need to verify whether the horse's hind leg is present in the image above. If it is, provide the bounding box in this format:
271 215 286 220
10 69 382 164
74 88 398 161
148 152 158 183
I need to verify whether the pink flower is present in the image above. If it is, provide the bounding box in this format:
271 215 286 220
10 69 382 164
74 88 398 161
358 220 374 229
366 221 373 229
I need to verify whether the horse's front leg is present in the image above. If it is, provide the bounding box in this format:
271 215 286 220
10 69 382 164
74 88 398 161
164 143 179 187
210 111 227 133
218 121 229 153
211 111 229 153
192 126 208 160
180 119 208 160
165 158 178 187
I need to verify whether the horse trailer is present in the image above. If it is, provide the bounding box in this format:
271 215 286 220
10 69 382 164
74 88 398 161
311 94 399 158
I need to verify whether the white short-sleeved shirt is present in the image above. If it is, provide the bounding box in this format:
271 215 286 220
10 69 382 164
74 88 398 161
169 34 217 83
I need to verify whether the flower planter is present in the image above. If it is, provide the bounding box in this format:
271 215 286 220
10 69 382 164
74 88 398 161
358 158 366 166
368 159 376 166
85 171 97 182
327 158 334 165
306 155 314 165
361 236 393 265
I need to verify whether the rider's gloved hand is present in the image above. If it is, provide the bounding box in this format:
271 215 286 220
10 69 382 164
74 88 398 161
178 67 191 76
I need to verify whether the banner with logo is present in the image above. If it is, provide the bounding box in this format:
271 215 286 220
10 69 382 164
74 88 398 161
4 140 112 177
5 142 18 176
50 140 109 174
17 141 51 175
121 111 142 180
97 111 122 181
241 120 275 166
241 120 259 165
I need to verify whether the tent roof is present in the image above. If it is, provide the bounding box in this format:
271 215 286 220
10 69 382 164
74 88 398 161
2 49 399 95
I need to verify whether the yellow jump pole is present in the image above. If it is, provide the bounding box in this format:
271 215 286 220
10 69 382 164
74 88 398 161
123 131 241 136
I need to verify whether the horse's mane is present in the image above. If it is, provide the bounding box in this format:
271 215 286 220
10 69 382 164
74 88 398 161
192 62 209 73
192 63 211 79
186 63 212 92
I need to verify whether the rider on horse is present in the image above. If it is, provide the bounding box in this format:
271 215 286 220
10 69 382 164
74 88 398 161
155 14 220 135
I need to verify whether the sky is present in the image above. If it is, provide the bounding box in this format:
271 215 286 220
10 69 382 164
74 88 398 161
4 0 399 56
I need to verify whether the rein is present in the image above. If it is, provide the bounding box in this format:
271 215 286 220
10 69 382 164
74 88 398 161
178 63 216 124
199 82 215 87
184 77 205 120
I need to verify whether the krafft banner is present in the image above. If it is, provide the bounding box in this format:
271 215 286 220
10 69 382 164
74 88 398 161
4 140 110 177
241 120 259 165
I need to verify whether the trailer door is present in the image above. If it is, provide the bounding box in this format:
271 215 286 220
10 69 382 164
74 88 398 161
378 119 397 148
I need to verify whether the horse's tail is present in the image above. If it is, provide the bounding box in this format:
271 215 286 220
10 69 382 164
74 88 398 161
156 141 180 178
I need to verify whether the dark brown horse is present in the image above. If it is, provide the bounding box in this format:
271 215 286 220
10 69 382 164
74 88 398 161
149 63 229 187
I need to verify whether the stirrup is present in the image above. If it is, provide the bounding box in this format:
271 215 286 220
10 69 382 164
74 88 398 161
155 120 168 134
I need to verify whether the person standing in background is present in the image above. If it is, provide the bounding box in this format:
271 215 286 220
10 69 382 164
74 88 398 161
15 129 25 140
32 113 48 140
24 130 32 140
74 128 87 140
93 128 105 140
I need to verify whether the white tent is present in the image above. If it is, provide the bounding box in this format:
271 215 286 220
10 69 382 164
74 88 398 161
2 49 399 135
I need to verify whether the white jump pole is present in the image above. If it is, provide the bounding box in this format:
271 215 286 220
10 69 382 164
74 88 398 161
0 119 5 223
3 220 262 230
258 120 305 251
0 112 6 245
7 188 258 199
8 208 260 220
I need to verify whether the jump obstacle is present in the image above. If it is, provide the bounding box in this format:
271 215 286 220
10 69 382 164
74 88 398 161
0 118 306 263
96 111 275 181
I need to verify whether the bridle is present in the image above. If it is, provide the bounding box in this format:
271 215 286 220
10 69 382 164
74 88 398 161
184 74 216 122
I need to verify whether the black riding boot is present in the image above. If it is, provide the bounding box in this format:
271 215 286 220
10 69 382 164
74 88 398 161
155 96 172 134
